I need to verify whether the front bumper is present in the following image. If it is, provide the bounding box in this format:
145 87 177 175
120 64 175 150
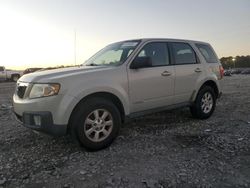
14 111 67 136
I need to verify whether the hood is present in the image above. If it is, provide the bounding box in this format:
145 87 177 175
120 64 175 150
19 66 112 83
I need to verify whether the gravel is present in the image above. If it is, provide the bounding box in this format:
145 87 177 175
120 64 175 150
0 76 250 188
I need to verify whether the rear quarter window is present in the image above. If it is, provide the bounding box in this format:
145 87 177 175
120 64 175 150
196 43 218 63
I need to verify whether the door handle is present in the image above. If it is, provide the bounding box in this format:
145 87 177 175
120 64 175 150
161 71 172 76
194 68 202 73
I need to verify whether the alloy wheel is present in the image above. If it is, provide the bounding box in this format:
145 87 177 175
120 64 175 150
84 109 113 142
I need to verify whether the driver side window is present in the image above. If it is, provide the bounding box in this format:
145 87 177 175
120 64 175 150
137 43 169 66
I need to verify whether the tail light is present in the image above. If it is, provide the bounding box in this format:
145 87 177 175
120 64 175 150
219 65 224 79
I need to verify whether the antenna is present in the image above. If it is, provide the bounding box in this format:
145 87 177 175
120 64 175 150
74 29 76 66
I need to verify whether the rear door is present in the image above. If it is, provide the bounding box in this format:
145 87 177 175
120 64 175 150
127 42 175 113
170 42 205 104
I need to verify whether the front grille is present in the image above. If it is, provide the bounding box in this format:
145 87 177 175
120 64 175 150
16 82 29 99
17 86 27 98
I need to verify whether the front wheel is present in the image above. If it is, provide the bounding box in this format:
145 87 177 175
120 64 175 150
190 86 216 119
70 98 121 151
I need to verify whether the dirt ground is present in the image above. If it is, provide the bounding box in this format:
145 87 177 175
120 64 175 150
0 75 250 188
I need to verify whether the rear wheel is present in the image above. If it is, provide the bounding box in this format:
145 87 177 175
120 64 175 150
190 86 216 119
70 97 121 151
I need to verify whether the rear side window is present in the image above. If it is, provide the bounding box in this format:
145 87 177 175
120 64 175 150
196 43 218 63
138 42 169 66
171 43 197 65
0 67 4 71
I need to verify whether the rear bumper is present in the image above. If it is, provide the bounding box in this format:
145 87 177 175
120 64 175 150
14 111 67 136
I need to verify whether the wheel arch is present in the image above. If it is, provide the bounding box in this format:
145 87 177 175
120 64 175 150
201 80 219 97
68 91 126 129
192 80 219 101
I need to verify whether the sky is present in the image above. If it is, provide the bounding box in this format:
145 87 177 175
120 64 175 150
0 0 249 70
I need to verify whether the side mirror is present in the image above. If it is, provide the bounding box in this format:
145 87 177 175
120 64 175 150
130 57 152 69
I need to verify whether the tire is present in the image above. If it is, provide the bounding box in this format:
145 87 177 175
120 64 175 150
70 97 121 151
11 74 20 82
190 86 216 119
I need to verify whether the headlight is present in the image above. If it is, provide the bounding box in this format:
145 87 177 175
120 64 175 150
29 83 60 99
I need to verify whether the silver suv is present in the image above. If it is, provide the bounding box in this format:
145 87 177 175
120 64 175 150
13 38 224 150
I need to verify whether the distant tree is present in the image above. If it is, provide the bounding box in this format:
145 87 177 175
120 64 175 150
235 56 250 68
220 56 234 69
220 55 250 69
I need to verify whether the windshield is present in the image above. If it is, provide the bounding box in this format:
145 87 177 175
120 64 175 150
84 40 140 66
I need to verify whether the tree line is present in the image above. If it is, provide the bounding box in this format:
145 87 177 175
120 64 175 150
220 55 250 69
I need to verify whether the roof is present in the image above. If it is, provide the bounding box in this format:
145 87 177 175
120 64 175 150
122 38 210 45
